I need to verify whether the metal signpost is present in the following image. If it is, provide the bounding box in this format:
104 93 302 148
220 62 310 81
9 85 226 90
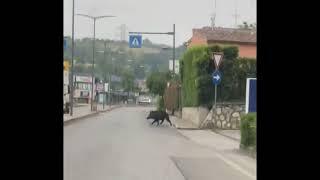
211 52 224 108
212 70 222 106
129 24 176 74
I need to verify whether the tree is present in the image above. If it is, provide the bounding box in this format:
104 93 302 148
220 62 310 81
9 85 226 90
238 22 256 30
146 71 167 96
133 63 146 79
73 63 90 74
121 70 135 92
146 71 168 111
143 38 152 46
249 23 256 30
63 37 187 86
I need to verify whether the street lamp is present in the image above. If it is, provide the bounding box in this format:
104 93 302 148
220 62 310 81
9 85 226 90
96 41 107 109
69 0 75 116
77 14 116 111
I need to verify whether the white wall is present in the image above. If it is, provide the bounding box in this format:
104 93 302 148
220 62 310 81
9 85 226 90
182 107 209 127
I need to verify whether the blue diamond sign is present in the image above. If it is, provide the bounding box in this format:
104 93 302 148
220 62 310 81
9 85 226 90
212 71 222 85
129 35 142 48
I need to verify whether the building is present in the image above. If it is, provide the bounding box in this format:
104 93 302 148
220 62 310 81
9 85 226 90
187 27 256 58
73 74 95 104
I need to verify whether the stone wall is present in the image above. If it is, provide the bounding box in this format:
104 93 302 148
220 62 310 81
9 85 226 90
201 103 245 130
182 107 209 127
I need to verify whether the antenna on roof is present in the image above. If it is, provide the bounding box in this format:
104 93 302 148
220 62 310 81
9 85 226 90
233 0 240 28
211 0 217 30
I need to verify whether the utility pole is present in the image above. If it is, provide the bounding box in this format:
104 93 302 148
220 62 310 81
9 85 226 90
173 24 175 77
70 0 75 116
92 18 96 111
211 0 217 29
109 73 111 108
103 41 106 109
233 0 240 28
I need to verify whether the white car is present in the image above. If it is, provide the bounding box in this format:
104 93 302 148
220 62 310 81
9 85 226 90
138 96 151 104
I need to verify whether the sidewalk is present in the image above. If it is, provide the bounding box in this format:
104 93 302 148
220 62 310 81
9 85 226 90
172 115 256 159
170 114 241 141
212 129 241 142
63 104 120 122
177 129 256 177
170 115 199 129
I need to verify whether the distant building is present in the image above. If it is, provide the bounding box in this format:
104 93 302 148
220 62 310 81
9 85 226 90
186 27 256 58
73 73 95 104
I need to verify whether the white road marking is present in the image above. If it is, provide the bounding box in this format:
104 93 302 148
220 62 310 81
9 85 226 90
215 153 256 179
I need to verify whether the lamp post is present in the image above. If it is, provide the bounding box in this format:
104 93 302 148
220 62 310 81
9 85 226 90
77 14 116 111
69 0 75 116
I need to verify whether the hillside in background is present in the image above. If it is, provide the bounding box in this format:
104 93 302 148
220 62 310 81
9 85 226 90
63 37 186 81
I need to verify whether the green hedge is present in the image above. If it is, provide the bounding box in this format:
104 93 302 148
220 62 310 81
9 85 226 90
180 45 256 107
240 113 256 148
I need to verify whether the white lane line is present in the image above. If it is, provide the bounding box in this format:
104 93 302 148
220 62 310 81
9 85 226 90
215 153 256 180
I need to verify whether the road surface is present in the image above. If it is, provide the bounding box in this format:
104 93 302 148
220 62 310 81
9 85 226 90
64 106 255 180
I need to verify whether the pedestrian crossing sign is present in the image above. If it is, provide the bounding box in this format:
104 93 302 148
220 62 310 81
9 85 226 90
129 35 142 48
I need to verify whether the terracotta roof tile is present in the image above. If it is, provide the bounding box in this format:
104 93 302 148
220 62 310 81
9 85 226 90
194 27 256 43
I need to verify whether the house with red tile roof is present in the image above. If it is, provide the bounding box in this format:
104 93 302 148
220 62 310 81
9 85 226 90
186 27 256 58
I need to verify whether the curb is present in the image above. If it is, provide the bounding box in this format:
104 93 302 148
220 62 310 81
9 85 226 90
239 144 256 158
63 112 100 124
176 127 200 130
99 105 121 113
211 129 241 142
64 105 121 124
172 122 199 130
170 115 200 130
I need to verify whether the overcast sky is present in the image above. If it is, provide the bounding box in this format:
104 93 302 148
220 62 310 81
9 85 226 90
64 0 256 46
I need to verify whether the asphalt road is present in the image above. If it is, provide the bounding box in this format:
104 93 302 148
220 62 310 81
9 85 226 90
64 106 255 180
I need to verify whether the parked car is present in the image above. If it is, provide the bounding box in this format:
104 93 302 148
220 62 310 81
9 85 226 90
127 98 134 104
138 96 152 105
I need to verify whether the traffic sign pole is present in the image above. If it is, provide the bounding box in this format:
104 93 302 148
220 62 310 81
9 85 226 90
211 52 224 111
212 71 221 108
129 25 176 75
214 85 217 108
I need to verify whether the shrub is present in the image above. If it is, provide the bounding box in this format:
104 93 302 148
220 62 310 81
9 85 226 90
180 44 256 107
181 45 254 107
157 96 165 111
240 113 256 148
146 72 167 96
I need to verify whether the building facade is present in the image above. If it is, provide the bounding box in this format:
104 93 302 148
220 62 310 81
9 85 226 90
187 27 256 58
73 75 95 104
